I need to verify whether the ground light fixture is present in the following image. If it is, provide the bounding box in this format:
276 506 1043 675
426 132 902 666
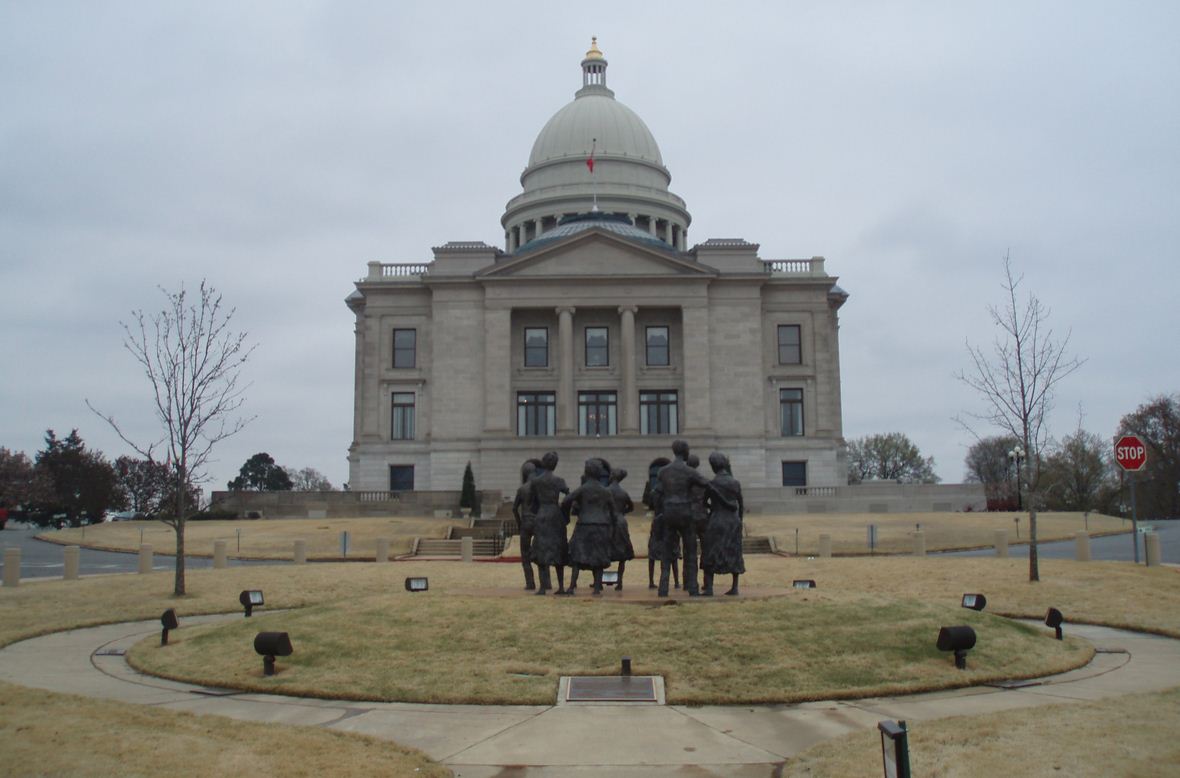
961 593 987 611
404 576 429 592
601 570 619 585
792 579 816 589
254 631 293 676
160 608 178 646
877 719 912 778
1045 607 1065 640
621 656 632 676
239 590 264 617
936 625 977 670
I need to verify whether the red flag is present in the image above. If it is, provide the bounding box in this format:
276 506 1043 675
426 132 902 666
586 138 596 173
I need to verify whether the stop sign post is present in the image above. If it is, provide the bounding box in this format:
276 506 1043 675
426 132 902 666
1115 435 1147 563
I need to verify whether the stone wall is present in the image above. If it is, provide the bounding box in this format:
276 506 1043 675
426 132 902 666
210 489 503 519
743 482 986 514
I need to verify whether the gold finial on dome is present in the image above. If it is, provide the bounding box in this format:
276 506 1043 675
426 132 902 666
585 36 604 60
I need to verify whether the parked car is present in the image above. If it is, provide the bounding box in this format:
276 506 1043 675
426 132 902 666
103 510 140 522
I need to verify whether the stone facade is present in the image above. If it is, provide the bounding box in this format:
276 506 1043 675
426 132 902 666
346 42 850 496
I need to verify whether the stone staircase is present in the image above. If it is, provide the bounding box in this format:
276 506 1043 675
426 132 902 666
413 537 503 557
741 535 775 554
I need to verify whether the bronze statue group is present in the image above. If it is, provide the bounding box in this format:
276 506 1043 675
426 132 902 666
511 440 745 598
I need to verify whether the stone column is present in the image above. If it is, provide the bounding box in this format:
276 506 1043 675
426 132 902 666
483 307 513 432
1075 531 1091 562
648 218 657 236
461 536 474 563
619 305 638 433
912 531 926 557
293 539 307 564
1145 532 1162 567
64 545 80 580
213 540 228 569
994 529 1009 557
375 537 390 562
3 548 20 586
138 544 153 574
680 304 712 432
557 306 576 433
818 534 832 558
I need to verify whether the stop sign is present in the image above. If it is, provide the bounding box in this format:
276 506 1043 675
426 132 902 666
1115 435 1147 471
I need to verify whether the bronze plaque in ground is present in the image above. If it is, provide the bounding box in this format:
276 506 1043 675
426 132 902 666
566 676 657 702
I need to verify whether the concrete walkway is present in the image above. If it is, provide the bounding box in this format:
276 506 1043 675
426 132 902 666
1 617 1178 777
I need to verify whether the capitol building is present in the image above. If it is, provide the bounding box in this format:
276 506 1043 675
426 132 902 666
346 40 850 496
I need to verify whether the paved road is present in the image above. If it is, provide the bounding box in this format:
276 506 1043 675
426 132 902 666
939 519 1179 563
0 523 280 579
1 615 1176 776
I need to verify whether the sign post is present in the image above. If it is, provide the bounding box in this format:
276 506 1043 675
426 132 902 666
1114 435 1148 564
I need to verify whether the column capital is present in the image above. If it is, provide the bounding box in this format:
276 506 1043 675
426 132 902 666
555 306 576 317
617 304 638 316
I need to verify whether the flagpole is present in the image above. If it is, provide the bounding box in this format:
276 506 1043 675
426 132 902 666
588 138 598 212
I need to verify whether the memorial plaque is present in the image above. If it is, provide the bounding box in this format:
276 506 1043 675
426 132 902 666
566 676 658 702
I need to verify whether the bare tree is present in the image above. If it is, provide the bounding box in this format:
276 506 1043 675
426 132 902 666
89 281 254 595
956 253 1084 581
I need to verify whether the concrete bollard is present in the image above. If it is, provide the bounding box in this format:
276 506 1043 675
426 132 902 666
1075 531 1091 562
818 534 832 558
293 539 307 564
461 536 474 563
138 544 153 574
3 548 20 587
375 538 390 563
1145 532 1162 567
213 540 228 569
994 529 1009 558
64 545 80 580
912 531 926 557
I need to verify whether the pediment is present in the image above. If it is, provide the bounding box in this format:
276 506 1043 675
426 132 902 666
479 231 714 279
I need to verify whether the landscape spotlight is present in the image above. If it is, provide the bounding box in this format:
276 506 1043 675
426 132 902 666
160 608 178 646
1045 607 1064 640
878 719 912 778
961 593 987 611
792 579 816 589
253 631 293 676
601 570 619 586
936 625 977 670
404 576 429 592
239 590 264 617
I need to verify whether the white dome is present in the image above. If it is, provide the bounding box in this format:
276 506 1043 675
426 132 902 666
528 93 663 168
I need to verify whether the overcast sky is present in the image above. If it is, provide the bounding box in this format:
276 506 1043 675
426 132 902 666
2 1 1177 494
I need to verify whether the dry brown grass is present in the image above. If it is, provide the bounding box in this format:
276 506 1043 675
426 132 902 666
43 516 467 558
127 588 1091 705
0 680 448 778
746 511 1127 554
785 686 1180 777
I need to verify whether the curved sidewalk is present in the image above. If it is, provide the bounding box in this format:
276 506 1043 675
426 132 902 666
2 618 1179 777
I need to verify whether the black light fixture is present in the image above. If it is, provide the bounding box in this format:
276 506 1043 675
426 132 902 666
239 590 264 617
601 570 619 586
936 625 977 669
404 576 429 592
961 593 987 611
160 608 178 646
621 656 632 676
792 579 816 589
878 720 912 778
253 631 293 676
1045 607 1064 640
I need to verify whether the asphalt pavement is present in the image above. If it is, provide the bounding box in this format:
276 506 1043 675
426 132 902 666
940 518 1178 563
0 523 280 579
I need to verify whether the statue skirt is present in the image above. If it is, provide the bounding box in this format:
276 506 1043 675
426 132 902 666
609 517 635 562
530 509 569 566
569 523 613 568
701 511 745 575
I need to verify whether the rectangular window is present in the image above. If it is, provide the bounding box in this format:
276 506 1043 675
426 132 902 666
517 391 556 436
391 392 415 440
524 327 549 367
392 328 416 368
578 391 617 435
389 465 414 491
781 461 807 487
777 324 801 365
780 388 804 436
585 327 609 367
640 390 679 435
645 326 670 366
